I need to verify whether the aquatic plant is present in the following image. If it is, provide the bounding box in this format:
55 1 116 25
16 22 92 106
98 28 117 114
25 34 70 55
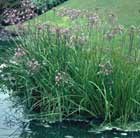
1 8 140 125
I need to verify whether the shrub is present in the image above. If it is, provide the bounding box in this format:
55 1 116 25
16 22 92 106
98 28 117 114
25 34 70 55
31 0 68 15
0 0 21 27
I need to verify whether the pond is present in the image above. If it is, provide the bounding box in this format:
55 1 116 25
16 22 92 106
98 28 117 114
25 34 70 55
0 87 140 138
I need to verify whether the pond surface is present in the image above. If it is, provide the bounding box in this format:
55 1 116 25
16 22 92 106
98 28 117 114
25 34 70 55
0 89 140 138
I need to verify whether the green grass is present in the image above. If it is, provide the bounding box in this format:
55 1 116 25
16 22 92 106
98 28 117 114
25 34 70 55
27 0 140 26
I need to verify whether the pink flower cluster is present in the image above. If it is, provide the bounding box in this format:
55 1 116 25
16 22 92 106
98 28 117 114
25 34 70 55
1 0 37 25
55 71 69 86
27 59 41 74
97 61 113 76
14 47 26 58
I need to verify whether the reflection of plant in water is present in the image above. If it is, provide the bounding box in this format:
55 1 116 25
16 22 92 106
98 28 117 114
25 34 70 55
16 119 93 138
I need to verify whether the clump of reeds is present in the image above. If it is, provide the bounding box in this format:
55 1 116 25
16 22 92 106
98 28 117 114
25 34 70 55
1 7 140 125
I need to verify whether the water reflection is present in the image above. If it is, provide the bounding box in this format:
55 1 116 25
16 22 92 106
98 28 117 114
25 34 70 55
16 120 140 138
0 91 19 138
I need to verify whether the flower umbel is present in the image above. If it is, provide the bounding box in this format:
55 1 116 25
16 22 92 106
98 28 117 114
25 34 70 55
97 61 113 76
14 47 26 58
27 59 40 74
55 71 69 86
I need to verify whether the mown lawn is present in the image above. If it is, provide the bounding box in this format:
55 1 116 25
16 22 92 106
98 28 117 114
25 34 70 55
28 0 140 26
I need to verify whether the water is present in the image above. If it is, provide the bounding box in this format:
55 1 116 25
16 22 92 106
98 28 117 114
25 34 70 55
0 89 140 138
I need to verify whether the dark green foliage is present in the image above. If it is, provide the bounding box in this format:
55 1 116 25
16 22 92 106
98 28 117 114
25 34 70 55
0 0 20 15
32 0 68 14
